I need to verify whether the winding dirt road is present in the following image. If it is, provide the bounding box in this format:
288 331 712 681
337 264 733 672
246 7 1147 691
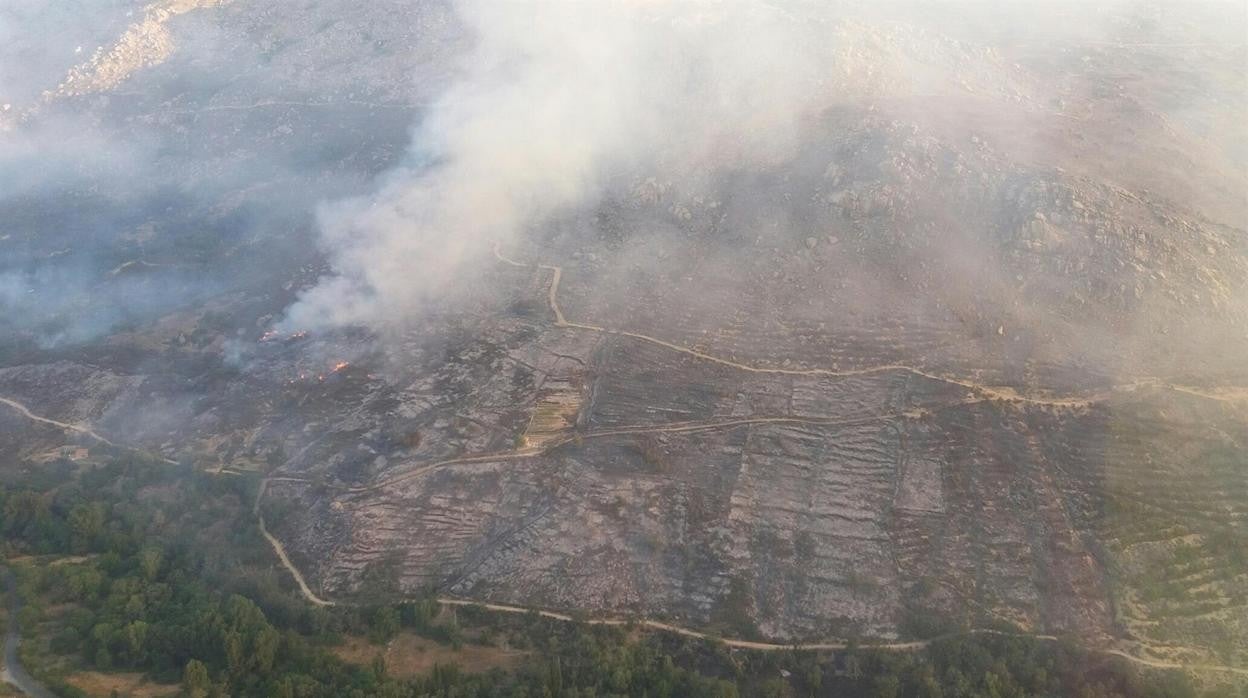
0 395 178 465
3 247 1243 679
1 567 57 698
251 508 1248 675
349 410 942 494
0 396 117 446
247 245 1248 675
493 243 1248 409
1 340 1234 675
249 510 1017 654
253 480 334 606
252 399 1248 674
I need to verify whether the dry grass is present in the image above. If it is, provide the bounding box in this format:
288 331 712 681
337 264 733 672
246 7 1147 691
334 632 529 678
64 671 179 698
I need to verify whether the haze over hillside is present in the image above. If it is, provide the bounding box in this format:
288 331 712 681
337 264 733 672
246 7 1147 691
1 0 1246 684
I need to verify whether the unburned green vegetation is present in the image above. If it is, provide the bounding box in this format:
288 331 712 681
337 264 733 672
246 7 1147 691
0 451 1242 697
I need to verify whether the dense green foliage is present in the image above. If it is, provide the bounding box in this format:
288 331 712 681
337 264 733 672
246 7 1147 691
0 453 1241 697
0 456 738 696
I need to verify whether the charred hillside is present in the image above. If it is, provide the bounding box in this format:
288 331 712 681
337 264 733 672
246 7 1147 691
1 0 1245 672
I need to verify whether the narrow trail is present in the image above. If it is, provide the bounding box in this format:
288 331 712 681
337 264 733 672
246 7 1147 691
250 510 997 656
437 597 956 651
1 566 57 698
4 247 1238 677
0 396 117 446
1096 648 1248 677
0 395 178 465
347 411 924 494
259 413 903 497
250 506 1248 675
253 407 1248 675
492 245 1246 408
497 244 571 327
491 245 1243 409
249 245 1248 674
254 480 333 607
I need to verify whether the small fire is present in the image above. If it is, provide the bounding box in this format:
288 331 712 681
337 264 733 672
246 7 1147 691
288 331 308 340
259 329 279 342
331 361 350 372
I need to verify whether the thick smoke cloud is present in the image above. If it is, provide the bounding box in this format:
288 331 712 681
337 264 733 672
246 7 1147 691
283 2 842 330
3 0 1242 364
278 0 1246 389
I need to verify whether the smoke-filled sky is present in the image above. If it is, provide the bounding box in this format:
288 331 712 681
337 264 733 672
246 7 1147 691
281 1 846 330
281 0 1246 338
0 0 1244 361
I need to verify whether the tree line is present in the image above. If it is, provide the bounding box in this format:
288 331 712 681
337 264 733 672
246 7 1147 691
1 453 1239 697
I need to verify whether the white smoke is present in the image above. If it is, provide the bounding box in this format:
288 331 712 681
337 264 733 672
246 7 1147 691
282 1 840 330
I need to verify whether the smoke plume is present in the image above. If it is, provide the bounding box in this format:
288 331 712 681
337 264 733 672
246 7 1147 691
283 1 841 330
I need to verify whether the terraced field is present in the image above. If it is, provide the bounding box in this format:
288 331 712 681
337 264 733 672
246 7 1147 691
250 253 1235 652
1 0 1243 681
1095 398 1248 667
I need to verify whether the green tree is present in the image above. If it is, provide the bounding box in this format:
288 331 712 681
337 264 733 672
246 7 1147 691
873 675 901 698
368 606 400 644
253 626 280 674
224 630 245 677
184 659 211 696
68 502 107 550
137 548 162 581
122 620 149 665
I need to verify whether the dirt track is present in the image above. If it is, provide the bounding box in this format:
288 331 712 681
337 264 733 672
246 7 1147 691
1 567 57 698
0 396 118 446
251 509 1248 674
492 244 1246 409
237 246 1248 675
351 411 939 493
3 255 1243 676
5 337 1239 675
0 395 179 465
253 479 333 606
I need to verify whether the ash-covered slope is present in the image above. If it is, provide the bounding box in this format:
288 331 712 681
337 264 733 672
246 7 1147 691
1 0 1245 668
